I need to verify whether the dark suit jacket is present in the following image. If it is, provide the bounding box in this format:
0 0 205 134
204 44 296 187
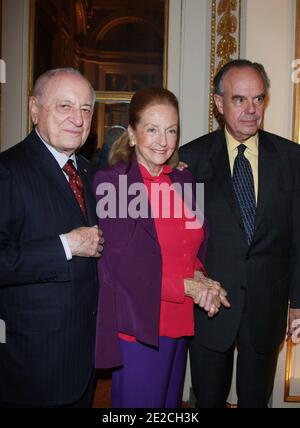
0 131 99 406
93 159 208 368
180 129 300 354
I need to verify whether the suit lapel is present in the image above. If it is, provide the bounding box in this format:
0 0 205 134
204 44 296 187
209 130 278 246
253 131 277 237
126 159 158 241
210 131 243 225
27 131 89 224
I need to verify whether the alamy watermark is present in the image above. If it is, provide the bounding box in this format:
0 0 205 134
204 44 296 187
0 319 6 344
291 319 300 345
95 177 205 229
292 59 300 84
0 59 6 84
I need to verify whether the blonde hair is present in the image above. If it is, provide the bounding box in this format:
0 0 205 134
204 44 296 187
109 87 180 168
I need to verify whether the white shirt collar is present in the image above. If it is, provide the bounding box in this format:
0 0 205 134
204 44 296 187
35 128 77 169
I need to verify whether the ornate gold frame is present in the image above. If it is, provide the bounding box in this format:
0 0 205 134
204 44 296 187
95 91 133 103
27 0 35 132
209 0 241 132
293 0 300 144
285 2 300 402
285 339 300 402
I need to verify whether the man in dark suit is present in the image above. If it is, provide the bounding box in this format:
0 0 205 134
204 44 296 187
179 59 300 408
0 68 103 407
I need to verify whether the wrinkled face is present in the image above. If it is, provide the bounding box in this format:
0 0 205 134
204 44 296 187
214 67 266 142
129 104 178 175
30 73 94 155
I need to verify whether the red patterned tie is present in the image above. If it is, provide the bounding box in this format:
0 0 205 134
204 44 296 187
63 160 87 220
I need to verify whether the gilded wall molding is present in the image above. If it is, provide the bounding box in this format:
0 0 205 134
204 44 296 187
27 0 35 133
209 0 241 132
285 0 300 403
293 0 300 144
285 339 300 402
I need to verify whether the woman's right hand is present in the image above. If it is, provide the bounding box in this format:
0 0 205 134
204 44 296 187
184 271 230 318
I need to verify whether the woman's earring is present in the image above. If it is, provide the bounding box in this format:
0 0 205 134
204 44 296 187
129 139 135 147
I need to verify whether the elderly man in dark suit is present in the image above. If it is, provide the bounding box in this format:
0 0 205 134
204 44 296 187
0 68 103 407
180 59 300 408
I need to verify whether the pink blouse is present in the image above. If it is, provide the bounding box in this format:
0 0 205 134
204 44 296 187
119 163 205 341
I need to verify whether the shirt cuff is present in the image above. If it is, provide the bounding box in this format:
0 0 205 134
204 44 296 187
59 234 72 261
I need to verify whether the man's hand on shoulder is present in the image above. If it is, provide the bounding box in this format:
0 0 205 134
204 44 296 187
176 161 188 171
65 225 104 258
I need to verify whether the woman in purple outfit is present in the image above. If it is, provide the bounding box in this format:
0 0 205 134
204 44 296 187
93 87 230 408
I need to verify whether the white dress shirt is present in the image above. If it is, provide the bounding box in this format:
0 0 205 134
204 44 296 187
35 128 75 260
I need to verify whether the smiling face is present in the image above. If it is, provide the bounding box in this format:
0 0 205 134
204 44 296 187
214 66 266 142
30 73 94 155
129 103 178 175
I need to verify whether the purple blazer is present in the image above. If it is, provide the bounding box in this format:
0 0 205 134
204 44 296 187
93 159 208 368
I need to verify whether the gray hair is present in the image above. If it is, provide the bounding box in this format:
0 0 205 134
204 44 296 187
32 68 96 107
214 59 271 96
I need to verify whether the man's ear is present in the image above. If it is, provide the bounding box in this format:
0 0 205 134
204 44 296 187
29 96 40 125
213 94 224 115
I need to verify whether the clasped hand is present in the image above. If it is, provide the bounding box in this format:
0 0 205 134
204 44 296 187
65 225 104 258
184 271 230 318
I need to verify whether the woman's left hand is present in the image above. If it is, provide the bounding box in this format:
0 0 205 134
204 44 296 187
184 271 230 318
